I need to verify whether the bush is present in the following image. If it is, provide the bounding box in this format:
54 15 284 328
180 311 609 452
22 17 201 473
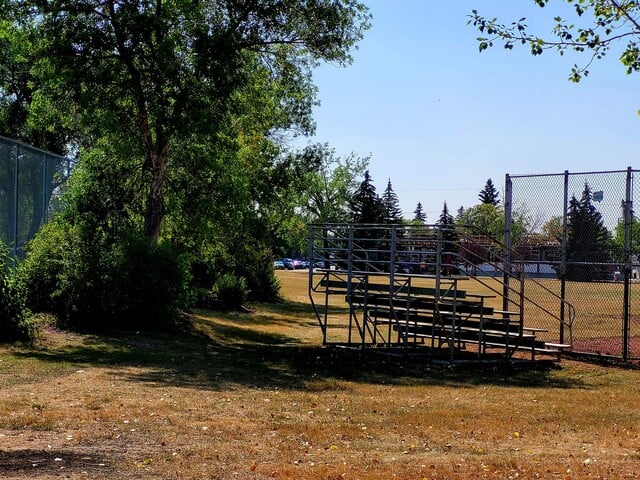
108 233 191 330
213 273 249 311
19 219 191 332
0 244 38 343
232 244 280 302
16 221 70 315
189 241 280 305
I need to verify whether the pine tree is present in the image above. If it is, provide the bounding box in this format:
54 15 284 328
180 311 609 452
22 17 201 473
382 179 403 224
438 202 457 241
350 170 385 224
437 202 459 274
413 202 427 224
479 178 500 206
349 171 386 270
565 183 611 281
438 202 454 225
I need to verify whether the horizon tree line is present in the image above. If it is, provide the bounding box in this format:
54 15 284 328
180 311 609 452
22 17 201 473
348 172 501 227
345 172 622 282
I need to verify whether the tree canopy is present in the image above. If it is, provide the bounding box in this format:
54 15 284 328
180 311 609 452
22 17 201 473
456 201 531 246
0 8 73 153
612 207 640 262
298 145 369 224
469 1 640 84
1 0 372 329
262 143 369 257
18 0 371 242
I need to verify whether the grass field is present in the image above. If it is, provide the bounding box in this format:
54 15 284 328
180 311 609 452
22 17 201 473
1 269 640 479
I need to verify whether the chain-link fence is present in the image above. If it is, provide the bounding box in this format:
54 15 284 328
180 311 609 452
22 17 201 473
0 135 72 258
507 168 639 361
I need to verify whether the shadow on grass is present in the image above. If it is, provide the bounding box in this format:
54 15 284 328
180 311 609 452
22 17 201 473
11 301 587 392
0 448 123 477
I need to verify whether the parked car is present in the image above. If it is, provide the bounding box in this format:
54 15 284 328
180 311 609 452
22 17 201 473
292 259 304 269
281 258 294 269
273 259 285 270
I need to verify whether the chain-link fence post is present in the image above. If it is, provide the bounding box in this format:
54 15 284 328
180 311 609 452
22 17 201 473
503 174 512 312
13 143 20 258
623 167 633 361
560 170 569 344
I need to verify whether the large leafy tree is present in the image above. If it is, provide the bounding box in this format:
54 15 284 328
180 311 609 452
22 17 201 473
470 1 640 84
456 203 505 239
238 143 370 259
5 1 371 327
296 143 369 225
0 7 74 152
611 206 640 262
457 202 532 244
0 9 79 247
565 183 612 281
22 0 371 243
541 215 564 242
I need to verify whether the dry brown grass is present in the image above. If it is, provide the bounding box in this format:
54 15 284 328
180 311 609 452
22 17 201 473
1 269 640 479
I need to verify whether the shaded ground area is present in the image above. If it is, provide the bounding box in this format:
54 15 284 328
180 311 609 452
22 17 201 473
0 444 124 480
2 298 640 480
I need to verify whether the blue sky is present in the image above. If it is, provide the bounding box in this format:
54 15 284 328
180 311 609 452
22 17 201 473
298 1 640 221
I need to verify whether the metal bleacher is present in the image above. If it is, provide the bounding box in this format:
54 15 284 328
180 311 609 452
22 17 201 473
308 223 574 363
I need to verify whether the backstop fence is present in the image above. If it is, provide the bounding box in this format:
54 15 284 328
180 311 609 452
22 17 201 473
0 135 72 258
506 168 640 361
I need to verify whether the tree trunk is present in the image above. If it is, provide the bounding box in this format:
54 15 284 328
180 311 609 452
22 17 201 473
143 145 169 244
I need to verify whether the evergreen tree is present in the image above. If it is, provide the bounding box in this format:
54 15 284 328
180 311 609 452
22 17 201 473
437 202 459 274
565 183 611 281
349 170 385 269
350 170 385 224
438 202 457 242
382 179 403 224
413 202 427 224
438 202 454 226
479 178 500 206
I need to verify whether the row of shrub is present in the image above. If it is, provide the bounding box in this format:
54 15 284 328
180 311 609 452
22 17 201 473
1 225 275 342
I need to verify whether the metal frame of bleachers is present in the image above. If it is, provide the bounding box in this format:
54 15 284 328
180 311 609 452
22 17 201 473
308 223 574 363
